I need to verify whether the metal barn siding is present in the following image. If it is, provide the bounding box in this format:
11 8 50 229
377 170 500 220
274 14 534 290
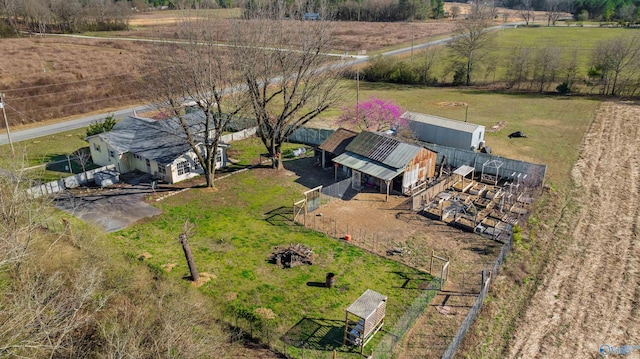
402 148 437 190
404 112 485 150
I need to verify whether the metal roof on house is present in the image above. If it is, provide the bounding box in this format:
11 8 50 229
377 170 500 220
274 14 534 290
402 111 483 134
92 113 211 165
318 128 358 155
333 152 405 181
345 131 422 169
346 289 387 320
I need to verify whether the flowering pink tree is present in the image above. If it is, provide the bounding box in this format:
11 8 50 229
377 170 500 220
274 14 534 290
337 98 408 132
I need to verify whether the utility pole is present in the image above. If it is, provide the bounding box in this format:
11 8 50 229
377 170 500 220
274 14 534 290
465 103 469 122
0 93 15 156
411 23 414 63
356 68 360 107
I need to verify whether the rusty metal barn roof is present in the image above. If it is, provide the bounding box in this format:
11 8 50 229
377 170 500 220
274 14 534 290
345 131 422 169
333 152 405 181
318 128 358 155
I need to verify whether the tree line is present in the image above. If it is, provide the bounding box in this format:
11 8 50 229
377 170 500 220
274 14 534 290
0 0 131 34
359 8 640 96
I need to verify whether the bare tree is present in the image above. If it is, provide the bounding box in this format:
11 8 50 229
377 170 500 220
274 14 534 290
149 16 246 188
559 48 579 92
517 0 534 26
73 148 92 173
449 5 460 19
545 0 568 26
504 47 531 89
231 3 344 169
531 47 561 92
446 5 495 86
617 4 638 24
590 35 640 96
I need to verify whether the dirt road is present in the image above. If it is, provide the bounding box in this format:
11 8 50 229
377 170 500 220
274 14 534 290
506 101 640 358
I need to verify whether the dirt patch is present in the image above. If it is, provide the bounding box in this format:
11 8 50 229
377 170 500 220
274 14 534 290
435 101 467 108
224 292 239 301
504 101 640 358
192 272 216 287
488 121 507 133
137 251 153 261
161 262 176 272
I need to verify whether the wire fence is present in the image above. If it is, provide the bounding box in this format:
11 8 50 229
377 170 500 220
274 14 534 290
440 235 513 359
273 188 513 358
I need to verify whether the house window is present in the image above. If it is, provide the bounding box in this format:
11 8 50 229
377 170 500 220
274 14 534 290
146 159 150 167
109 150 115 158
193 160 201 171
176 161 191 175
158 166 166 174
216 149 223 164
94 143 101 152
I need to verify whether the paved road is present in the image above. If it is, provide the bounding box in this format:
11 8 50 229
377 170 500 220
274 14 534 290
0 23 521 146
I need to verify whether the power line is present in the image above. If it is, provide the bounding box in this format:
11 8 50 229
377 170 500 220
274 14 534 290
7 75 159 101
5 91 146 115
3 102 38 124
0 71 147 93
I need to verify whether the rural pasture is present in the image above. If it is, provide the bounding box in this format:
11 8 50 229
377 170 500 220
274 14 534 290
1 8 638 357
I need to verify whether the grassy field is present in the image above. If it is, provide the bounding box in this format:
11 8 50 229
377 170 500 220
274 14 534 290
115 167 436 358
332 83 601 192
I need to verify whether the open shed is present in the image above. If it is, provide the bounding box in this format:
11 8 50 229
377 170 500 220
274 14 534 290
318 128 358 170
343 289 387 354
452 165 475 192
332 131 437 200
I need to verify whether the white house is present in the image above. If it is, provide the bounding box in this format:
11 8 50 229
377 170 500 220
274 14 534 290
403 111 486 150
86 114 227 184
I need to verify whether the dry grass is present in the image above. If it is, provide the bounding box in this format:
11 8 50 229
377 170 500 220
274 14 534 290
0 37 154 128
0 6 548 130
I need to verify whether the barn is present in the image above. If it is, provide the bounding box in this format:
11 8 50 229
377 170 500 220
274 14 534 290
331 131 437 201
403 111 486 150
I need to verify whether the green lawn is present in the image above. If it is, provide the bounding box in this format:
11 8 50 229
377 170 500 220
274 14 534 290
114 168 435 358
492 26 632 71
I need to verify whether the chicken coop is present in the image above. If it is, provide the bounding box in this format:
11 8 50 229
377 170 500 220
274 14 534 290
343 289 387 354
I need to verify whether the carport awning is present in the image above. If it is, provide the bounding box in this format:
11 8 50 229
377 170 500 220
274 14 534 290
333 152 404 181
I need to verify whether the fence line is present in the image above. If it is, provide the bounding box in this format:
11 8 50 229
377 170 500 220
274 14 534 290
440 235 513 359
26 164 116 198
290 205 511 358
220 126 258 143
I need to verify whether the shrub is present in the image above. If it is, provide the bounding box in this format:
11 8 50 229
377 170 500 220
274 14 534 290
86 114 117 137
556 82 571 94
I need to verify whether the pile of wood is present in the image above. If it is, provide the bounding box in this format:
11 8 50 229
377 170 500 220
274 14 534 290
270 243 314 268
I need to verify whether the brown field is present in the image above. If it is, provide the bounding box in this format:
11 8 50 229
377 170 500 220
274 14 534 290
0 5 535 130
0 37 152 127
503 101 640 358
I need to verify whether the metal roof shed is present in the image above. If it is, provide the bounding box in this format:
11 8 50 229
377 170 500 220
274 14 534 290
403 111 486 150
343 289 387 354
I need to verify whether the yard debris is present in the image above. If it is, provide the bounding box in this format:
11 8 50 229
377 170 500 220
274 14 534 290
270 243 314 268
255 307 276 319
488 121 507 133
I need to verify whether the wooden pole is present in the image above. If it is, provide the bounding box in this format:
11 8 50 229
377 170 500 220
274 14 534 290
0 93 15 156
179 232 199 281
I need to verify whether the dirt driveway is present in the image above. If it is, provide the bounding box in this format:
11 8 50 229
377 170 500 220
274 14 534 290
505 101 640 358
